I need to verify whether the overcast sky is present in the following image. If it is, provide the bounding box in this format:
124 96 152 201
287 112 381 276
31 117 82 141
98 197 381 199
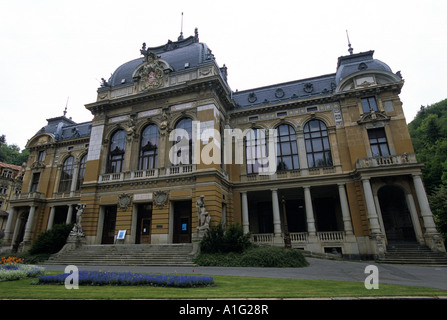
1 0 446 150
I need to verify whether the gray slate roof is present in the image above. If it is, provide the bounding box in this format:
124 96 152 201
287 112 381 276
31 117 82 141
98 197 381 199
233 74 336 109
233 50 393 109
105 34 216 89
36 116 92 142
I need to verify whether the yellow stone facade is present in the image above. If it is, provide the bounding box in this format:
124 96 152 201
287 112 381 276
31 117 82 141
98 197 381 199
3 31 445 258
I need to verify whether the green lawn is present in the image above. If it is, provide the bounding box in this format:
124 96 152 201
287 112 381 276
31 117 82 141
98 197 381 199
1 272 447 299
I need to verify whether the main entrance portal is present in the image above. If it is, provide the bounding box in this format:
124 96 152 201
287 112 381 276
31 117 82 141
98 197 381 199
173 200 192 243
136 203 152 244
102 206 117 244
378 185 416 243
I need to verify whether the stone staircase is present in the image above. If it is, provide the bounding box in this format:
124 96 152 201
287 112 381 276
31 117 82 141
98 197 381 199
378 242 447 266
44 243 197 267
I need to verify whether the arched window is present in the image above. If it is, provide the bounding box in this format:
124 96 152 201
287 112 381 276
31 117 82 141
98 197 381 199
304 119 333 168
76 154 87 190
172 118 192 165
107 130 126 173
275 124 299 171
139 124 159 170
245 128 268 174
59 156 74 192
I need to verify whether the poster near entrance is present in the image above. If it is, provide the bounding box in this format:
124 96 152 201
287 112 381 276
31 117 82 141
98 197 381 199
173 200 192 243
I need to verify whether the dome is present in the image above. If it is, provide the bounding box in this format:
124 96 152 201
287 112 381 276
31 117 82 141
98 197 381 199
335 50 393 84
103 31 216 89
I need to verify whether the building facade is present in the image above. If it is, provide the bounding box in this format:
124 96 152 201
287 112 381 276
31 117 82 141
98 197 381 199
0 162 23 233
3 30 445 258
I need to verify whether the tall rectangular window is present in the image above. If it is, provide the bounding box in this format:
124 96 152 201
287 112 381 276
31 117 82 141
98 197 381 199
368 128 390 157
30 173 40 192
361 97 378 113
38 150 45 162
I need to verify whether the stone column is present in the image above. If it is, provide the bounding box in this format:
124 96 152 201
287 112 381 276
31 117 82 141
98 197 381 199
412 174 437 233
303 186 316 235
3 207 17 246
361 178 382 234
296 129 308 175
47 206 56 230
271 189 282 237
241 191 249 234
70 160 81 197
23 206 37 243
338 183 353 235
405 192 424 242
362 178 385 258
96 206 105 244
66 205 74 224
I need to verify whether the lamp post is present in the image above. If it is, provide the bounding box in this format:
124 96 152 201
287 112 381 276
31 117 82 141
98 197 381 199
281 196 291 249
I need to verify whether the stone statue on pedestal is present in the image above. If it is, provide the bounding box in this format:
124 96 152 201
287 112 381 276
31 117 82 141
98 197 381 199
69 204 86 237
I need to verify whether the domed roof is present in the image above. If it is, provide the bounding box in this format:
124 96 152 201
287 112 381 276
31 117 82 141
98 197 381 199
103 30 216 89
335 50 393 84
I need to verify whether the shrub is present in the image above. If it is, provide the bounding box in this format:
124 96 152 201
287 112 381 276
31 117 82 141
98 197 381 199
194 246 309 268
200 223 252 254
28 223 73 255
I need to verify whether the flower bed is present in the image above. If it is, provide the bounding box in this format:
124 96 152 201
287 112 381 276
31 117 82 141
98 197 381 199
0 263 46 281
34 271 214 288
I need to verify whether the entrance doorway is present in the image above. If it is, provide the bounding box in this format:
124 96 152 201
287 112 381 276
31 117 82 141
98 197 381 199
173 200 192 243
102 206 117 244
136 203 152 244
378 185 416 243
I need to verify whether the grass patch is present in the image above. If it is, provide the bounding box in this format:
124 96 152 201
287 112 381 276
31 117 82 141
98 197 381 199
1 271 447 299
194 246 309 267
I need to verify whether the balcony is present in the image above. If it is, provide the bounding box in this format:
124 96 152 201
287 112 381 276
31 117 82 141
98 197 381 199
251 231 345 245
13 192 44 201
355 153 417 169
98 165 196 183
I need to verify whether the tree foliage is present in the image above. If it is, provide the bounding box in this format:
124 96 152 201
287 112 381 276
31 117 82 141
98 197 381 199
408 98 447 243
0 135 29 166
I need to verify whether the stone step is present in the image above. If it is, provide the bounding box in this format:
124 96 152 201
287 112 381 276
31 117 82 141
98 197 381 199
377 243 447 266
45 243 197 266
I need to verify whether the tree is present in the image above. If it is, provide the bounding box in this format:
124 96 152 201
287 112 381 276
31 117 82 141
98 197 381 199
0 134 29 166
428 186 447 247
408 98 447 243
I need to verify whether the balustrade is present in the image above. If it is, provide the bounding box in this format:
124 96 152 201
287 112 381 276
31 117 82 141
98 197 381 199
98 165 195 183
250 231 345 244
356 153 417 169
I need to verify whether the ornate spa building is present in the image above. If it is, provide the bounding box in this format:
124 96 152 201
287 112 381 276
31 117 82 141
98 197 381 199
3 29 445 259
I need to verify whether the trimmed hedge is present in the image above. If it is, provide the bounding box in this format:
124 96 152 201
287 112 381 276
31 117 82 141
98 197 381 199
194 246 309 268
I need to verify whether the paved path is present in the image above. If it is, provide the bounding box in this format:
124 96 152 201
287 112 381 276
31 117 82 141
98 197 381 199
40 258 447 290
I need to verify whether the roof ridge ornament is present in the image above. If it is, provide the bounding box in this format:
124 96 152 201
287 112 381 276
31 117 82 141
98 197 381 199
140 43 161 63
346 30 354 55
178 12 184 41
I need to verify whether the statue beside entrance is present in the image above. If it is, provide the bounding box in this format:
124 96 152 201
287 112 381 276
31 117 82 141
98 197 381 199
193 195 211 242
